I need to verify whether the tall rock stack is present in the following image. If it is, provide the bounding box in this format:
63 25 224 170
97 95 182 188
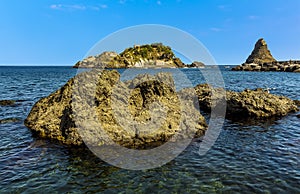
232 38 300 72
245 38 276 64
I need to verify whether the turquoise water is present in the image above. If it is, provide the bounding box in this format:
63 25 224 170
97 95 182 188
0 66 299 193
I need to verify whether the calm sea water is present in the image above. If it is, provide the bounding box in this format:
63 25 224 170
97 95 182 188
0 66 299 193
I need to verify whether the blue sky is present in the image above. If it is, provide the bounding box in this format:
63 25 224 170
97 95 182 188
1 0 299 65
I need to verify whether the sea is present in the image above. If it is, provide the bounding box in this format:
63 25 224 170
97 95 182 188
0 66 299 193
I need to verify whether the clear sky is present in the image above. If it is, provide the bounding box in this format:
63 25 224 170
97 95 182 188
1 0 299 65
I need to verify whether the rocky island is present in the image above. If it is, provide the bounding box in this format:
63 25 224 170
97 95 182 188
24 69 299 147
25 70 207 147
73 43 205 69
232 38 300 72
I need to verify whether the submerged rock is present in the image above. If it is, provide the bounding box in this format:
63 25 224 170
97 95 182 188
25 70 207 147
0 100 15 106
0 117 21 124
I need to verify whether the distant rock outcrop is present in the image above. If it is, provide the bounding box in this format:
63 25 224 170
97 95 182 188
246 38 276 64
73 52 118 68
232 38 300 72
73 43 204 69
25 70 207 147
190 61 205 68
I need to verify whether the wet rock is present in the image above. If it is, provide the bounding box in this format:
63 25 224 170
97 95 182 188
192 84 226 112
297 114 300 118
226 88 298 118
231 65 242 71
192 84 298 119
0 117 21 124
25 70 207 148
0 100 15 106
294 100 300 106
294 68 300 73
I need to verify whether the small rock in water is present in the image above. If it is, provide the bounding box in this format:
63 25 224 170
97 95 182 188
0 118 21 124
294 100 300 106
0 100 15 106
192 84 299 119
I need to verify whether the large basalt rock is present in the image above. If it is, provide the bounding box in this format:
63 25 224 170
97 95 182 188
193 84 226 112
192 84 298 119
246 38 276 64
226 89 298 118
25 70 207 148
231 38 300 72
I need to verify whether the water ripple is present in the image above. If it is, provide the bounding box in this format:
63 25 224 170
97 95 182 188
0 66 299 193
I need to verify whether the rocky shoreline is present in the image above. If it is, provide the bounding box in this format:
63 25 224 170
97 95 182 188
232 61 300 72
24 70 299 147
232 38 300 72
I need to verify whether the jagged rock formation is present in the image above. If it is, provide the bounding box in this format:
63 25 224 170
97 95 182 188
73 43 202 68
225 88 298 118
246 38 276 64
73 52 118 68
24 69 299 147
25 70 207 147
232 38 300 72
191 84 298 118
